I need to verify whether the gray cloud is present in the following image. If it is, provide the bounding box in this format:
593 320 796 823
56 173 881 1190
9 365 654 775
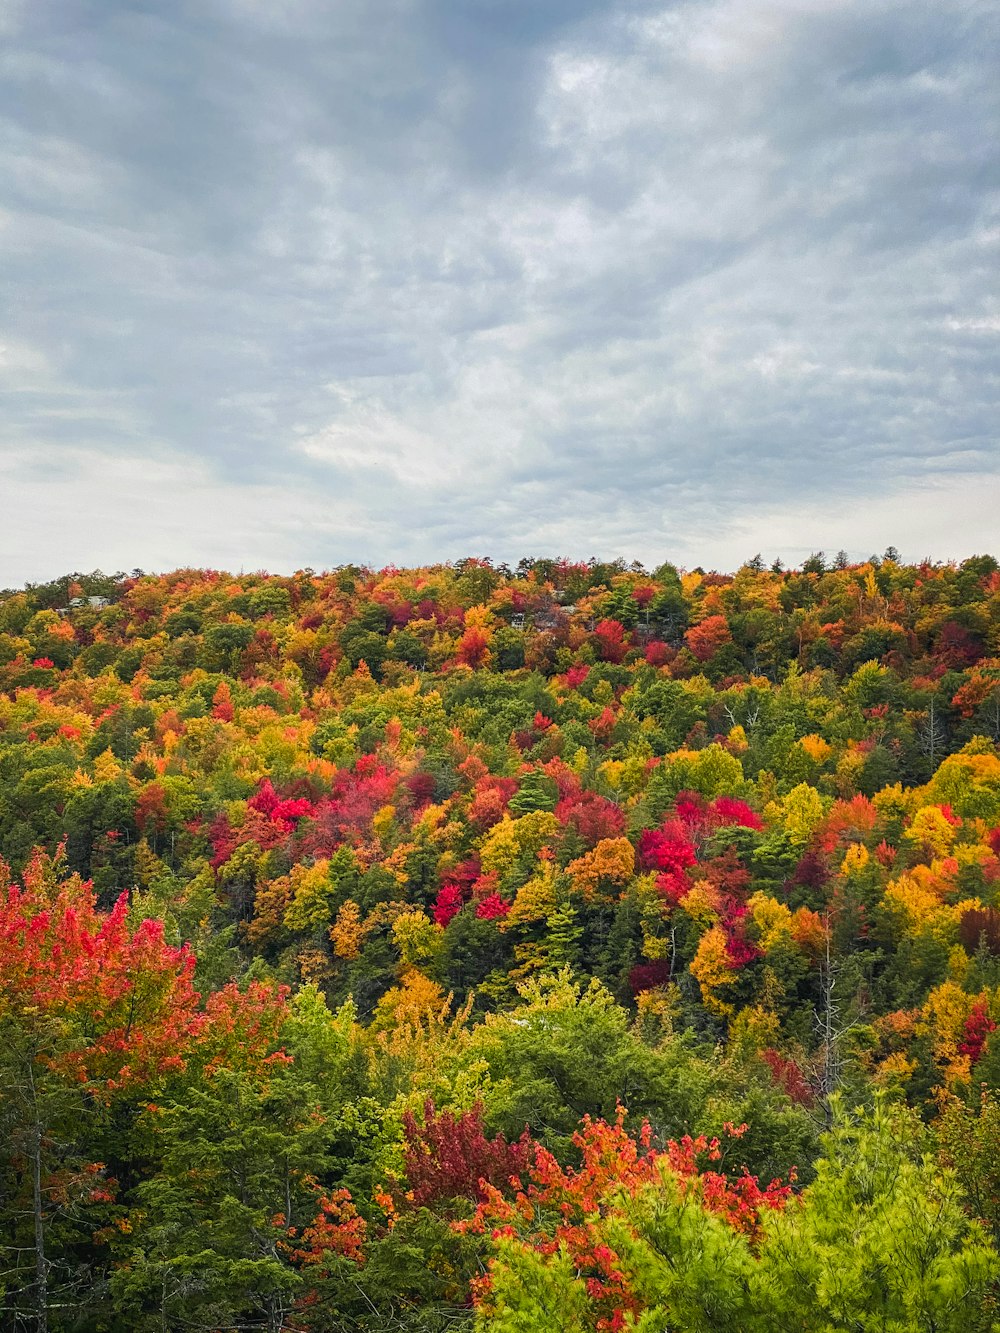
2 0 999 584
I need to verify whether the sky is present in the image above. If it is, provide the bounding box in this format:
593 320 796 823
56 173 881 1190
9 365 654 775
2 0 999 586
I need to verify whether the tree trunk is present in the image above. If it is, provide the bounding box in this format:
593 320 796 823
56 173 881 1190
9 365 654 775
32 1118 47 1333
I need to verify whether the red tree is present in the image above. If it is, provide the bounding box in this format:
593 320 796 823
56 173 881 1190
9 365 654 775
400 1100 534 1208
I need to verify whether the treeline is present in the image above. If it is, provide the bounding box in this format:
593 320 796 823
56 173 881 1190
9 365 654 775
1 553 999 1330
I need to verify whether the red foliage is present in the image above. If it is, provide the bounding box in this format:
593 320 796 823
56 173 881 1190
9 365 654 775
247 780 317 827
712 796 764 831
195 980 292 1079
814 796 878 854
405 770 438 808
296 760 399 855
674 792 707 827
212 682 234 722
555 791 626 848
684 615 732 663
958 1002 997 1064
475 892 511 920
589 706 617 739
701 850 752 899
0 852 289 1097
952 672 1000 717
644 641 671 667
272 797 315 824
760 1049 814 1106
209 804 294 869
638 821 697 874
400 1100 534 1208
933 621 982 669
593 620 627 664
791 850 829 890
433 883 465 927
655 870 690 906
875 840 897 868
248 779 280 816
628 959 671 995
457 626 491 669
724 929 760 969
289 1188 367 1269
458 1108 791 1331
0 857 199 1091
468 776 518 831
135 782 169 836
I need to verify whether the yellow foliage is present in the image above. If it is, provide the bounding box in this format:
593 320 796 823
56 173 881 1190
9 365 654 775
947 944 971 985
690 924 737 1017
680 881 720 928
924 750 1000 821
93 747 124 784
297 946 333 987
330 899 365 960
834 746 867 797
873 1051 917 1086
640 934 669 960
872 782 913 823
478 810 560 880
727 725 749 754
611 756 649 796
881 866 974 945
566 837 635 902
633 873 670 958
415 803 447 834
799 733 832 764
916 980 993 1075
463 603 494 630
371 969 451 1034
790 907 827 955
503 862 558 930
765 782 826 843
132 840 165 890
371 804 396 842
661 743 745 800
282 859 334 933
392 910 442 971
904 806 957 858
728 1004 780 1055
381 844 413 886
747 891 793 951
635 983 681 1032
841 843 870 875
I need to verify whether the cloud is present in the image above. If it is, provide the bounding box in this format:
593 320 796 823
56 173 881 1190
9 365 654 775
1 0 998 584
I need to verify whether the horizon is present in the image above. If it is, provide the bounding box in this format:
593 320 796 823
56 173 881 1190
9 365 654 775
6 545 997 598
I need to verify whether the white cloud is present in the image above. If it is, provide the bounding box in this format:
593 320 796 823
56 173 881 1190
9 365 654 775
0 0 997 580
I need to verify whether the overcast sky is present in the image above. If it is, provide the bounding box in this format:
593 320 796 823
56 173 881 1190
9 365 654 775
2 0 999 585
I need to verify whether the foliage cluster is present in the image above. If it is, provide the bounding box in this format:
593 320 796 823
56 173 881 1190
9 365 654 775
2 552 1000 1329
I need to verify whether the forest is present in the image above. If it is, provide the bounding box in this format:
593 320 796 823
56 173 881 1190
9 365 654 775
1 550 1000 1331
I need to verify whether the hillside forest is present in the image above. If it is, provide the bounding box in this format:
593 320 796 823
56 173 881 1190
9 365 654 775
3 551 1000 1331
